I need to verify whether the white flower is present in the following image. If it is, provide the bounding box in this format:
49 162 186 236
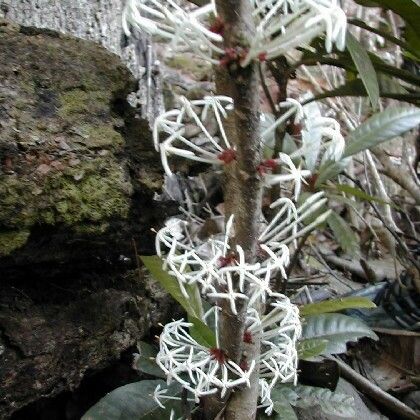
264 153 311 200
259 191 330 246
123 0 347 67
122 0 223 64
290 100 346 169
247 296 301 414
243 0 347 66
156 320 256 401
154 96 234 175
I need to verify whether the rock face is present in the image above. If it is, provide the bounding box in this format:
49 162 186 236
2 0 163 121
0 20 174 418
0 19 165 263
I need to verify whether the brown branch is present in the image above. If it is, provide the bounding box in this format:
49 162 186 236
372 147 420 206
331 357 420 420
201 1 264 419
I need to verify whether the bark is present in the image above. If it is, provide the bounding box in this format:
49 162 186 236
204 2 263 419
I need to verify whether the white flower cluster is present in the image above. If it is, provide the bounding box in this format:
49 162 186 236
122 0 347 65
150 93 339 413
122 0 223 64
153 95 346 193
154 294 301 414
121 0 347 414
154 195 329 410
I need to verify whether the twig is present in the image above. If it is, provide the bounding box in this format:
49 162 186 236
372 147 420 206
310 245 356 289
258 62 278 117
321 253 383 282
330 357 420 420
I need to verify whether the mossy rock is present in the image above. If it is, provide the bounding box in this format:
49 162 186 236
0 21 162 258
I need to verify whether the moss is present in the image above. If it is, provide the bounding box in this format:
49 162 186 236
0 158 132 233
58 89 110 119
73 222 109 235
0 230 30 256
43 158 133 225
87 125 124 149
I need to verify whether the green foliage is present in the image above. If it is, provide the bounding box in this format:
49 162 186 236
272 395 298 420
332 184 392 206
317 107 420 184
304 78 419 106
301 313 378 354
271 384 355 418
327 211 360 256
344 106 420 157
300 297 376 316
82 380 182 420
297 339 328 360
141 255 216 348
353 0 420 58
133 341 165 379
346 31 379 109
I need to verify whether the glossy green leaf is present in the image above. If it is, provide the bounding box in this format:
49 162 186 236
133 341 165 379
271 384 355 418
297 338 328 360
292 385 355 417
188 316 217 348
344 107 420 157
272 395 298 420
141 256 216 348
301 313 378 354
82 380 182 420
346 31 379 109
327 211 360 256
141 256 202 317
300 297 376 316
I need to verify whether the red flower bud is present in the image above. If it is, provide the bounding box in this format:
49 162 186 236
243 330 253 344
218 148 236 164
209 17 224 35
258 51 267 62
210 348 227 364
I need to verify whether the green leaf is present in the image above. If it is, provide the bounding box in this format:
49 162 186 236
82 380 182 420
272 394 298 420
349 18 419 60
315 159 348 186
291 385 355 417
332 184 390 205
188 316 217 348
141 256 202 318
344 107 420 157
303 78 419 106
346 31 379 109
141 256 216 348
301 313 378 354
297 339 328 360
327 211 360 256
300 297 376 316
133 341 165 379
